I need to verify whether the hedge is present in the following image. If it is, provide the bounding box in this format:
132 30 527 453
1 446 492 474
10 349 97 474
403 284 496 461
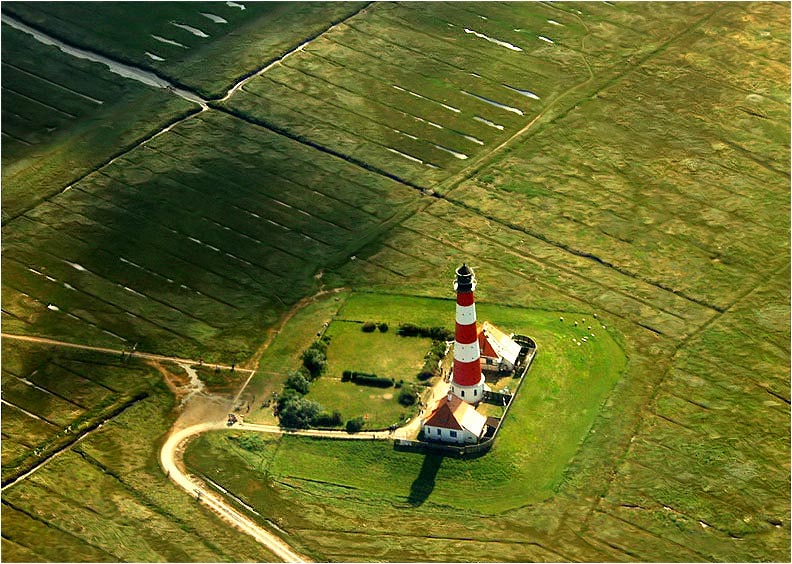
342 370 394 388
397 323 453 341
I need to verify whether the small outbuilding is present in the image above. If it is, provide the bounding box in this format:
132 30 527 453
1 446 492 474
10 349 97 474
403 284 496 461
422 393 488 444
478 321 521 373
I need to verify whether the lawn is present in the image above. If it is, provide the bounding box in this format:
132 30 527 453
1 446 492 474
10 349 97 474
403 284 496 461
306 320 431 428
187 293 627 510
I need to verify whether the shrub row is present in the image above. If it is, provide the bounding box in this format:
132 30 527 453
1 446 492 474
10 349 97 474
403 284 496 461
361 321 389 333
417 340 447 381
397 323 453 341
341 370 394 388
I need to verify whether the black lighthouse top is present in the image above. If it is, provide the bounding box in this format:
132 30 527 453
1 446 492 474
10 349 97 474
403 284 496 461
454 263 476 293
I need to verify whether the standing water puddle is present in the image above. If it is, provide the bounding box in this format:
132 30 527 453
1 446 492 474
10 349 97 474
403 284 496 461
170 22 210 38
393 85 461 114
2 14 207 108
386 147 439 169
432 144 468 160
201 13 228 24
463 28 523 52
151 35 189 48
462 90 524 115
473 116 504 130
503 85 540 100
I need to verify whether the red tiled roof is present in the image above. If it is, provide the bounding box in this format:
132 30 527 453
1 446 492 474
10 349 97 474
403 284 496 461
423 396 463 430
423 394 487 436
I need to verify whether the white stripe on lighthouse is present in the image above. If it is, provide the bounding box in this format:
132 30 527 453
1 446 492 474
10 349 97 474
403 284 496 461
456 303 477 325
454 341 481 362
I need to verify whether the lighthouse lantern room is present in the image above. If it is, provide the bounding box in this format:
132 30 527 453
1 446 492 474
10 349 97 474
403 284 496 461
450 264 487 404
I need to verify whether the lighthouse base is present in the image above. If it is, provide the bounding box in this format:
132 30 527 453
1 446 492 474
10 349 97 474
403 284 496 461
450 374 487 405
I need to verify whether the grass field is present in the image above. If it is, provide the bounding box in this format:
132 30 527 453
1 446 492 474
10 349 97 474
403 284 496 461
186 293 627 519
2 110 422 361
0 341 277 562
301 320 431 428
2 2 366 99
1 23 196 222
2 1 789 562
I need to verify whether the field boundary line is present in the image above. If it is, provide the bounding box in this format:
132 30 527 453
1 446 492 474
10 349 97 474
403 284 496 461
213 106 429 194
1 391 148 491
1 334 254 373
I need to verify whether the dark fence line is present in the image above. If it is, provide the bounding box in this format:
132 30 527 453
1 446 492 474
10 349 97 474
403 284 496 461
394 338 537 458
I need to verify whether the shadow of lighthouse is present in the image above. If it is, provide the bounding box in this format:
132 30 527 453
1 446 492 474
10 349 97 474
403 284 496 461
406 453 444 506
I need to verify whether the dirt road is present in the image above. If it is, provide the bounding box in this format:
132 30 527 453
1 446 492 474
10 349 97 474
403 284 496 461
160 421 309 562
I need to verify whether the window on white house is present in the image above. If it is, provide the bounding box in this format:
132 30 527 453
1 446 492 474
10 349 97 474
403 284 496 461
474 389 477 396
461 390 465 397
450 430 457 438
437 428 441 435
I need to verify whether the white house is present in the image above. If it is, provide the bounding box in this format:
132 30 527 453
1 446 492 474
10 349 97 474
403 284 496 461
478 321 521 373
421 393 488 444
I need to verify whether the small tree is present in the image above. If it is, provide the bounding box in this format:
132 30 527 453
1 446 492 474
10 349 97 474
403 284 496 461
377 322 389 333
279 396 322 429
285 370 310 395
346 417 365 434
361 322 376 333
301 347 326 378
398 388 416 407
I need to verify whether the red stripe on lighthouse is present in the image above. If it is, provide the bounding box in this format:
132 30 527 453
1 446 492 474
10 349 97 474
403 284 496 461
453 359 481 386
455 322 478 344
456 291 474 306
453 265 482 388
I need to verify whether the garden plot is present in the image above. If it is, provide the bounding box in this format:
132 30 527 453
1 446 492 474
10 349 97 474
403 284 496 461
2 110 421 360
2 2 365 99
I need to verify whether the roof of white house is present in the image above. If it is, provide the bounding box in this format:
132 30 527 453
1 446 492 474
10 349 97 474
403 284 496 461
423 394 487 437
478 321 521 365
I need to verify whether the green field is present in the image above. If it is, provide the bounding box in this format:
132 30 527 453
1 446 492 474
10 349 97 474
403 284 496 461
0 342 277 562
305 320 431 428
2 1 789 562
1 23 196 222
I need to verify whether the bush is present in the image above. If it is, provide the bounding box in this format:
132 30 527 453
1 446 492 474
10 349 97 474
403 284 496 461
285 370 310 395
278 396 323 429
398 388 416 407
417 370 434 381
313 410 343 427
341 370 352 382
276 388 301 412
346 417 365 433
362 322 377 332
302 347 326 378
347 371 393 388
397 324 454 341
378 322 388 333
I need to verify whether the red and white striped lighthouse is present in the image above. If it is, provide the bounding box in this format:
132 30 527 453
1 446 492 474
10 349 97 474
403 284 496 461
451 264 486 403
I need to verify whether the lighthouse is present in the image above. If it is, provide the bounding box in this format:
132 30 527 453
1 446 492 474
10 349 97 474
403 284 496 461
450 264 486 403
